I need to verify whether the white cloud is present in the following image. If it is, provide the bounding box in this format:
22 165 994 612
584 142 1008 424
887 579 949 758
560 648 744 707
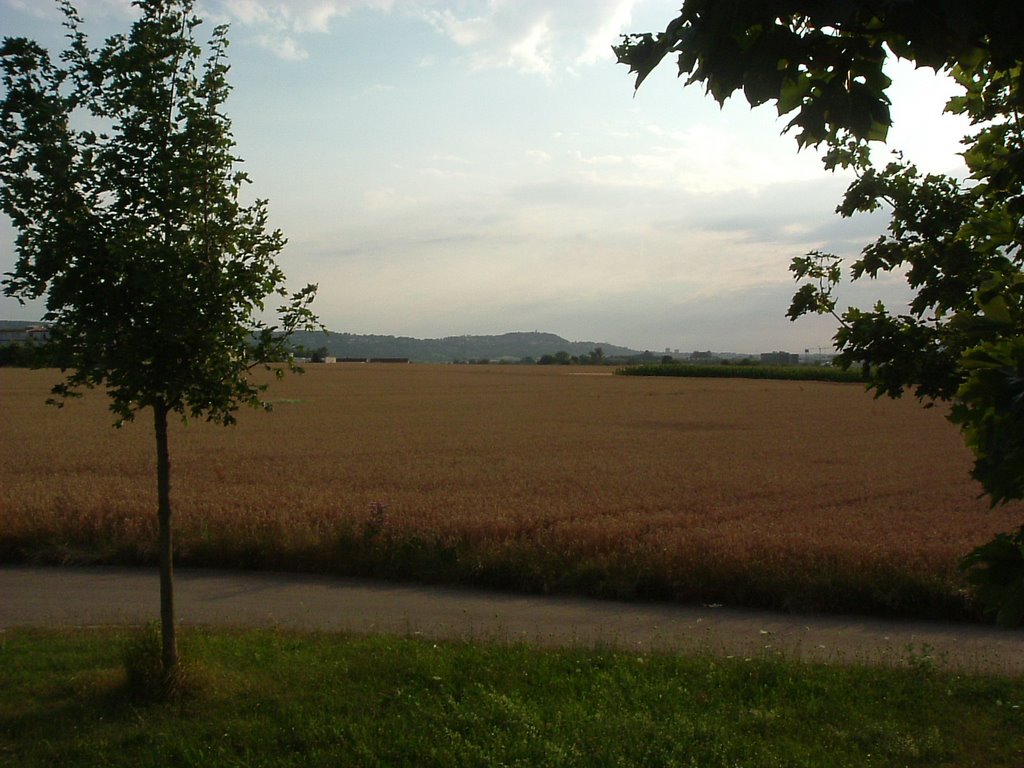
211 0 394 58
363 186 417 212
292 2 347 33
575 0 637 66
557 122 826 198
507 15 553 76
252 33 309 60
569 150 625 167
217 0 274 26
33 0 644 69
73 0 136 17
361 83 395 96
217 0 393 31
422 8 492 46
414 0 643 77
4 0 135 20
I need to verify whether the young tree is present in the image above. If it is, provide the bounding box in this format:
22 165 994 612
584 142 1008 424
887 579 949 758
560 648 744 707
615 1 1024 623
0 0 318 676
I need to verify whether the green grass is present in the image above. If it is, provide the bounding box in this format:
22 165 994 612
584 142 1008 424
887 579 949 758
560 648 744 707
617 362 866 383
2 627 1022 767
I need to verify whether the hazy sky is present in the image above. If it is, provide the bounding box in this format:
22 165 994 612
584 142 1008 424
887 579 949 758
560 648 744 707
0 0 972 353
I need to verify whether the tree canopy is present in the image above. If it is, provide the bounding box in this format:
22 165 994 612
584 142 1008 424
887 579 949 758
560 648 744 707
1 0 317 426
616 1 1023 146
0 0 318 676
616 1 1024 623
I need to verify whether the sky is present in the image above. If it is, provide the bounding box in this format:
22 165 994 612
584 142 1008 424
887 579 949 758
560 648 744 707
0 0 973 353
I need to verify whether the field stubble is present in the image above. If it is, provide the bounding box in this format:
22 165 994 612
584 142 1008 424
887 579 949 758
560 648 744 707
2 364 1020 619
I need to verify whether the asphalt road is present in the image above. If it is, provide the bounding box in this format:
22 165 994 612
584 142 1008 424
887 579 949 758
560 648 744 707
2 565 1022 674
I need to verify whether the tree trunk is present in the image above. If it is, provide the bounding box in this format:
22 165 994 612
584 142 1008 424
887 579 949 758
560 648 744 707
154 400 178 674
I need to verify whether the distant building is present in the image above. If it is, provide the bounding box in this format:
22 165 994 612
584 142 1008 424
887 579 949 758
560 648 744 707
330 357 410 363
0 325 49 344
760 351 800 365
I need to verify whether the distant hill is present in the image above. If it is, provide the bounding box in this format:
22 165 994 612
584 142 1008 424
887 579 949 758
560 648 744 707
0 320 646 363
289 330 643 363
0 320 49 330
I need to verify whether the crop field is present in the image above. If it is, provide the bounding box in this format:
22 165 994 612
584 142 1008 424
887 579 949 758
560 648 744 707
2 364 1021 619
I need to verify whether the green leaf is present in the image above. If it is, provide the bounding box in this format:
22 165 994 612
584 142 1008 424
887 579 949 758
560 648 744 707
978 294 1013 324
776 75 808 115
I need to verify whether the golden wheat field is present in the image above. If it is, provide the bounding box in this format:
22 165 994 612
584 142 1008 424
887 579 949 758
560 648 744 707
2 364 1021 617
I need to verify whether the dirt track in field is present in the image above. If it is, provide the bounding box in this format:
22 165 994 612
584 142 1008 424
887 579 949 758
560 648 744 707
2 565 1022 675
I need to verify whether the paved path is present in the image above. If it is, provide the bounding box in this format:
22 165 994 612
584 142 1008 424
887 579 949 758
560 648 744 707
2 565 1022 674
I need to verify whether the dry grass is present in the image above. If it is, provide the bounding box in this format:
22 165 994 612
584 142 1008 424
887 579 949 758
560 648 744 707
2 364 1021 618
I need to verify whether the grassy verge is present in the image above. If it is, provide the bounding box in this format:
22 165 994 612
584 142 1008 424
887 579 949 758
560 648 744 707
2 627 1022 767
616 362 866 382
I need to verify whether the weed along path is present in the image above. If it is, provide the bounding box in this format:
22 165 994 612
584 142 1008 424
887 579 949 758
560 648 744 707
2 564 1023 675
